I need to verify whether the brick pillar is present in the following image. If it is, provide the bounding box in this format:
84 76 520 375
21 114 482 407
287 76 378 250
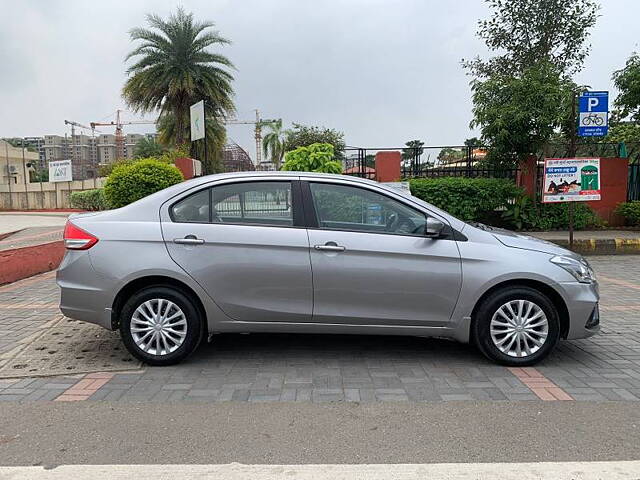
587 157 628 226
174 157 202 179
374 151 401 183
517 155 538 199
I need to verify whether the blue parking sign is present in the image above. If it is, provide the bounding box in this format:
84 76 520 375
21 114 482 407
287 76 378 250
578 91 608 137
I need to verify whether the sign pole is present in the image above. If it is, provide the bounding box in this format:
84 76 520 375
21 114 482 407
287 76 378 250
568 90 578 249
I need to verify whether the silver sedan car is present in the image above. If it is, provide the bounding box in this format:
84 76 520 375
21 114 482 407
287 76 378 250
57 172 600 366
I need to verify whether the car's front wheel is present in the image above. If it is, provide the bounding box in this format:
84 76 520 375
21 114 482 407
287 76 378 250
473 286 560 366
119 286 203 366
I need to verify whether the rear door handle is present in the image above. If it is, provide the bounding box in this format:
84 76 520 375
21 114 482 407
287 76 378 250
314 244 346 252
174 235 204 245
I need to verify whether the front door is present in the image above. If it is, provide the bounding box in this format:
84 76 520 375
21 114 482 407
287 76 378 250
162 179 313 323
305 181 462 326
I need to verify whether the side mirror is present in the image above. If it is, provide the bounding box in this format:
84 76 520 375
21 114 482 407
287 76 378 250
424 217 445 238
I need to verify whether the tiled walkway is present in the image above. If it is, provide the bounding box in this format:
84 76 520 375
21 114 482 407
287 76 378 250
0 256 639 403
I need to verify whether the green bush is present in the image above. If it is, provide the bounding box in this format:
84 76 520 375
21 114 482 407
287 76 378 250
616 201 640 226
522 202 602 230
69 189 109 211
281 143 342 174
104 159 183 208
408 177 523 223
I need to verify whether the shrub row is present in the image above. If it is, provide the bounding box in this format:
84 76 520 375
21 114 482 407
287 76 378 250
616 201 640 226
69 188 109 211
408 177 602 230
408 177 522 225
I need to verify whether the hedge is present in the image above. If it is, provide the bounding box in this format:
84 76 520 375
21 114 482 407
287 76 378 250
69 189 109 211
408 177 522 224
104 159 183 208
616 201 640 226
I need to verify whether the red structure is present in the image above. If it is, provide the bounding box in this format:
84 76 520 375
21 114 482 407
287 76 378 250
587 157 628 226
518 156 629 226
174 157 202 179
374 151 401 183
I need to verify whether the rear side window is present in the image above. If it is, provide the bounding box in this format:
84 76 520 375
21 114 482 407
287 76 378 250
171 188 210 223
212 181 293 226
171 181 294 227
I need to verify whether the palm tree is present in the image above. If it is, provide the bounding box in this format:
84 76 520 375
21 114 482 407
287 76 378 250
122 8 234 172
261 119 286 170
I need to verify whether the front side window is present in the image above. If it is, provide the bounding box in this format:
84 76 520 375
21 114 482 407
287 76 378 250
309 182 427 235
212 181 293 226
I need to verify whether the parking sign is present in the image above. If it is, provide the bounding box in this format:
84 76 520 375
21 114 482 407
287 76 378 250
578 91 608 137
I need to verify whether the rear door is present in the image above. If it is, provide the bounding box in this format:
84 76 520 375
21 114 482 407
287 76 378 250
161 177 313 323
303 179 462 327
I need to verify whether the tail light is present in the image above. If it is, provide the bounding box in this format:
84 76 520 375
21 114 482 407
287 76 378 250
63 221 98 250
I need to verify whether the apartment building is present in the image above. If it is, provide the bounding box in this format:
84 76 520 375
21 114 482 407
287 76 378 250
39 133 154 179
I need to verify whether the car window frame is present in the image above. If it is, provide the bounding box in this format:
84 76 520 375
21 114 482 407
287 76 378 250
300 179 454 239
169 179 306 228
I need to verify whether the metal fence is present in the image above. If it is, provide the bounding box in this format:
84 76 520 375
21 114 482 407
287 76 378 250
342 143 640 201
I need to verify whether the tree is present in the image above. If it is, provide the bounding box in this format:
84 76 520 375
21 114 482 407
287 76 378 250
122 7 234 173
471 61 573 166
284 124 345 158
463 0 599 78
613 53 640 122
401 140 424 161
464 137 481 147
134 137 165 158
437 147 465 164
261 119 286 169
281 143 342 174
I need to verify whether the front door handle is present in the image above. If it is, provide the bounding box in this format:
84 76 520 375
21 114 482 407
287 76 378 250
314 243 346 252
174 235 205 245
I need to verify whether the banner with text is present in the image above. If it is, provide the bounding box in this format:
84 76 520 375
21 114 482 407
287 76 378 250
542 158 600 203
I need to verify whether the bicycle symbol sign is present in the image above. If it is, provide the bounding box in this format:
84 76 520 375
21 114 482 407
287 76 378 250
578 91 608 137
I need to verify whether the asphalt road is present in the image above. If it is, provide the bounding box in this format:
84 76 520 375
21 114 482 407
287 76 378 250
0 402 638 466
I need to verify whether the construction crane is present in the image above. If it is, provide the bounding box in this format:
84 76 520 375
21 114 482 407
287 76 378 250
90 109 156 159
64 119 94 172
225 110 276 166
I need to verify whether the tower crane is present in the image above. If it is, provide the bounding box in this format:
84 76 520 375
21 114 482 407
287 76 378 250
64 119 94 170
225 110 276 166
90 109 156 159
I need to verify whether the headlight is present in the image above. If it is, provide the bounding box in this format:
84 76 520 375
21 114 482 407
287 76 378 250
550 255 596 284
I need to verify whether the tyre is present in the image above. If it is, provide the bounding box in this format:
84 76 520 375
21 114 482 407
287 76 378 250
472 286 560 366
119 286 203 366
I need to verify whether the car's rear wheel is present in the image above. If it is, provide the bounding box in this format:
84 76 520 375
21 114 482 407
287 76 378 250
119 286 203 366
473 286 560 366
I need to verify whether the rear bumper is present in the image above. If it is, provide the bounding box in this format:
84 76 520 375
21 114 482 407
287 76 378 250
56 250 114 330
560 281 600 340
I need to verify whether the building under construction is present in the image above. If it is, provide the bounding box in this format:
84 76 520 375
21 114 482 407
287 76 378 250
223 142 255 172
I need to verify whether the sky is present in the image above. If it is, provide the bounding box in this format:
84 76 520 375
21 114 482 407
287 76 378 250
1 0 639 161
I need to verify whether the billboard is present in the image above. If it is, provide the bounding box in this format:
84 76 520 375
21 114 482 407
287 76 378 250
49 159 72 182
190 100 205 141
542 158 600 203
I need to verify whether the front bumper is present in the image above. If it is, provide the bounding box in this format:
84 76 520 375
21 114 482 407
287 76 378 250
560 280 600 340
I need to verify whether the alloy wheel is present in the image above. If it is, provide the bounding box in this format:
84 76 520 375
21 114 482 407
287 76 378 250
130 299 188 356
489 300 549 358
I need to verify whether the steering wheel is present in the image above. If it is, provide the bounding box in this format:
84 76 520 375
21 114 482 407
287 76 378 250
386 212 399 232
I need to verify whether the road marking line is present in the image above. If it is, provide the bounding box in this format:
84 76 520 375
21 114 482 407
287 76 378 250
2 461 640 479
54 372 114 402
508 367 573 401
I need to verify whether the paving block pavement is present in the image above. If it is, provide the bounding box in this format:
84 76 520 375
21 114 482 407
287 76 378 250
0 256 639 403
